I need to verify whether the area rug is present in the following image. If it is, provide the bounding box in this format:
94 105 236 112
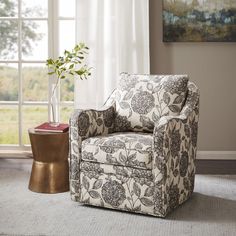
0 159 236 236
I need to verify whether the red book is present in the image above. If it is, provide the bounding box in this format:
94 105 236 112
34 122 69 133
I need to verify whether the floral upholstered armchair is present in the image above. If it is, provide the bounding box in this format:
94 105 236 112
69 73 199 217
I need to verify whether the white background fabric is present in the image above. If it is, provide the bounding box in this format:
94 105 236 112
75 0 150 109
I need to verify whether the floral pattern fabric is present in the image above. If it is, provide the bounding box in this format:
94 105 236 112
152 81 199 216
69 104 116 201
79 162 155 214
82 132 153 170
69 75 200 218
115 73 189 132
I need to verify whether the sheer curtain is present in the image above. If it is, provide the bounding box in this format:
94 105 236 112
75 0 149 109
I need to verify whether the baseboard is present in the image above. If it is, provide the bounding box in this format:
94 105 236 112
196 159 236 174
197 151 236 160
1 152 235 174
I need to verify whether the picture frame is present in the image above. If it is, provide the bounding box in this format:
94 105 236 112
163 0 236 42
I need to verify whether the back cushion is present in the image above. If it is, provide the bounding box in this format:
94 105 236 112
115 73 189 132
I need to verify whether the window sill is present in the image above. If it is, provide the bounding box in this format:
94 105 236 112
0 150 33 159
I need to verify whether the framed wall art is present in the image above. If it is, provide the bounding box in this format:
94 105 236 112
163 0 236 42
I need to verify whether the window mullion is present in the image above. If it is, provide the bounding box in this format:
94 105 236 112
0 60 19 63
21 17 48 20
0 101 19 105
0 60 48 63
58 17 75 20
18 0 23 147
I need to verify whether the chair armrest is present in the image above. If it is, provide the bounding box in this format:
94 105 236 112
153 107 199 161
69 103 115 200
153 82 200 160
152 82 199 216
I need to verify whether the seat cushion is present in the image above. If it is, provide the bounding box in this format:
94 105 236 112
82 132 153 170
115 73 189 132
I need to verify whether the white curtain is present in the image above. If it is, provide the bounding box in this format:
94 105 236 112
75 0 149 109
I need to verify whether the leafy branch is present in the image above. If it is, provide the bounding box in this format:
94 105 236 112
46 43 92 80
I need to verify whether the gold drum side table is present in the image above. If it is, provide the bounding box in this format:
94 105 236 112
28 128 69 193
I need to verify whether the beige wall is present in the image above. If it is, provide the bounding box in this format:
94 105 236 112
150 0 236 151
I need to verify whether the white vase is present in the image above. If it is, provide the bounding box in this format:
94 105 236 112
49 82 60 127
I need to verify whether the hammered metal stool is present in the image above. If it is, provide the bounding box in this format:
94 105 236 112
28 128 69 193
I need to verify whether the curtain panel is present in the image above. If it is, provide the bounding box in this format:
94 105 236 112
75 0 150 109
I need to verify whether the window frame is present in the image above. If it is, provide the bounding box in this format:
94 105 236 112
0 0 75 153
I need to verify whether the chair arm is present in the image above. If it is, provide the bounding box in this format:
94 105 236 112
69 104 115 200
152 89 199 216
153 108 198 163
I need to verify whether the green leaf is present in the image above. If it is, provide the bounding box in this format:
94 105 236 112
46 58 54 64
46 43 91 81
75 70 84 75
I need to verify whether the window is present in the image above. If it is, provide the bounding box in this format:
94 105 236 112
0 0 75 150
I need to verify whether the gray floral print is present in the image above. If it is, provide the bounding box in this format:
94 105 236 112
101 180 126 207
115 74 189 132
69 74 200 217
131 91 155 114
